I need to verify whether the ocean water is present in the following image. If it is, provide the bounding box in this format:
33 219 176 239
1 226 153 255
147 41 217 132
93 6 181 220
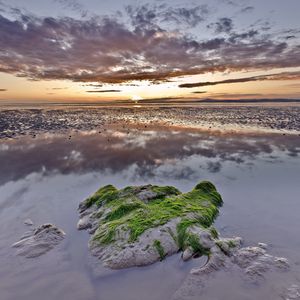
0 107 300 299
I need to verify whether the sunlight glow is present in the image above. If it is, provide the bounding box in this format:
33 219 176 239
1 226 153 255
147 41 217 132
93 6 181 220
131 95 143 102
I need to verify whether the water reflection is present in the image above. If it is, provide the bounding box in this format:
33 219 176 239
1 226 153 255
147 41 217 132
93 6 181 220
0 125 299 300
1 126 299 185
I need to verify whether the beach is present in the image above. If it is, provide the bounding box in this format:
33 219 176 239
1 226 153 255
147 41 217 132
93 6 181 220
0 103 299 299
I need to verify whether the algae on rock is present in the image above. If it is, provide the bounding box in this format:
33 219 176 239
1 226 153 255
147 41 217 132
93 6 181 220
78 180 290 297
78 181 223 269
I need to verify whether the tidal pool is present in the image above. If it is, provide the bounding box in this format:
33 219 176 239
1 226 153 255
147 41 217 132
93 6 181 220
0 125 299 300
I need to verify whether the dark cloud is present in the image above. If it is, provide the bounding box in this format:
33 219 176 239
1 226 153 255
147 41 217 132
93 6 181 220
285 35 296 40
125 3 209 28
192 91 207 94
228 29 258 42
210 17 233 33
179 71 300 88
0 6 299 84
161 5 210 27
240 6 254 13
125 4 157 28
0 88 7 92
207 161 222 173
86 90 121 93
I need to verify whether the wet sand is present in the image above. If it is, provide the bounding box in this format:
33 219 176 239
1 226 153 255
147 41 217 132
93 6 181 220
1 103 300 139
0 105 300 299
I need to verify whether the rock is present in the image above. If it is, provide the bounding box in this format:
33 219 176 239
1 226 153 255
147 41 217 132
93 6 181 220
258 242 268 249
77 180 291 298
173 243 290 299
283 284 300 300
24 218 34 226
182 247 194 261
12 224 65 258
77 215 92 230
233 246 267 268
137 190 158 202
78 181 223 269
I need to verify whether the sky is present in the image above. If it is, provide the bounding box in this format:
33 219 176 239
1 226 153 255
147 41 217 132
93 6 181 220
0 0 300 102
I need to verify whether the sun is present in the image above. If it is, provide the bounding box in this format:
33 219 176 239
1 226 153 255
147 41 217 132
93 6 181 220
131 95 143 102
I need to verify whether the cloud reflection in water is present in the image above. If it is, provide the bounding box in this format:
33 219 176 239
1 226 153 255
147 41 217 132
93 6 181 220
1 126 299 186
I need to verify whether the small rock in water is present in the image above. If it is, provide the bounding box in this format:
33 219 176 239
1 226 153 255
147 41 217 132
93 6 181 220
284 284 300 300
24 218 34 226
12 224 65 258
258 242 268 249
182 247 194 261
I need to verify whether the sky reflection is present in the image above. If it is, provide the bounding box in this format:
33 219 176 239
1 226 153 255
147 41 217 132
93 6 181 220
1 126 299 186
0 126 300 300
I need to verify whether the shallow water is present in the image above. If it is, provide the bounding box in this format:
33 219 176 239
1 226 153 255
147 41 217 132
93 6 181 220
0 124 300 299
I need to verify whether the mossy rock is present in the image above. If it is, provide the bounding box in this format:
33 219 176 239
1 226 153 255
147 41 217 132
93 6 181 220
78 181 223 269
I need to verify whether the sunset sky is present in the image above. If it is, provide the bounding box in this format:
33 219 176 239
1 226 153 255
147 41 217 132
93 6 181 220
0 0 300 102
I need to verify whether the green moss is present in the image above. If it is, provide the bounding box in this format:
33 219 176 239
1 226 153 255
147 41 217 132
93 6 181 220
85 185 119 208
106 202 144 221
151 185 181 198
187 234 210 256
91 181 222 245
94 225 116 245
167 228 177 243
227 240 237 248
153 240 166 260
194 181 217 193
194 181 223 207
176 219 198 250
176 221 210 256
210 227 219 239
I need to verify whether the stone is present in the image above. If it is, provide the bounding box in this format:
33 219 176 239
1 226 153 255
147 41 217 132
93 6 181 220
283 284 300 300
78 181 223 269
24 218 34 226
12 224 65 258
258 242 268 249
173 243 290 299
182 247 194 261
77 181 291 299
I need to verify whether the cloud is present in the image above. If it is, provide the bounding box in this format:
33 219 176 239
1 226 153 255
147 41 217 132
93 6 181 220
160 5 210 27
0 88 7 91
209 17 233 33
228 29 258 42
219 0 238 6
0 6 299 85
240 6 254 13
84 84 103 88
53 0 88 17
192 91 207 94
285 35 296 40
179 71 300 88
125 3 210 28
86 90 121 93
